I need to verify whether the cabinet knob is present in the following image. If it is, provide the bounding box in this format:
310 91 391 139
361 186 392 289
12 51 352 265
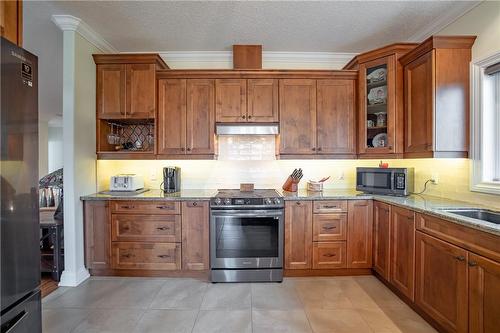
187 148 191 152
247 115 252 119
242 115 246 119
312 148 316 151
468 261 478 267
296 202 301 206
192 202 198 206
181 148 185 152
455 255 466 262
317 147 322 151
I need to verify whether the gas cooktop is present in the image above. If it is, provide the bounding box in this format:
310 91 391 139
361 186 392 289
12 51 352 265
211 189 283 208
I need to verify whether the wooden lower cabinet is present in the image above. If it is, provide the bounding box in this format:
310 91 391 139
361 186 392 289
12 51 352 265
84 201 110 270
181 201 209 270
347 200 373 268
469 253 500 333
285 201 312 269
415 231 468 333
313 213 347 242
313 242 346 269
111 214 181 243
111 242 181 270
390 206 415 300
373 201 391 280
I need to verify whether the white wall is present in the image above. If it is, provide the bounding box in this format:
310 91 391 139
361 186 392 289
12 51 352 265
48 126 63 172
38 121 48 178
439 1 500 60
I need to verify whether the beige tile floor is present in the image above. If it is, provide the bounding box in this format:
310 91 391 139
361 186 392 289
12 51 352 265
42 275 437 333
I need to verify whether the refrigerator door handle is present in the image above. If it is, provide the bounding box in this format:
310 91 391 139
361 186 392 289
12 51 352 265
1 309 28 333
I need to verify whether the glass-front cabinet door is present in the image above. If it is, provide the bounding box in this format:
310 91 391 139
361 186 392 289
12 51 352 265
358 56 398 157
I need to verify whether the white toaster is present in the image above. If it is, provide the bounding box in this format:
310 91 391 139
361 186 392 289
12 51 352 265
109 174 144 192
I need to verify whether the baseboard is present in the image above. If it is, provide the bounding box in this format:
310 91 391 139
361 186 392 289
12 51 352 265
59 267 90 287
89 269 210 280
284 268 372 277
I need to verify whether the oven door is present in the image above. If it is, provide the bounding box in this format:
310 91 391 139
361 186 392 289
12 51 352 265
210 209 283 269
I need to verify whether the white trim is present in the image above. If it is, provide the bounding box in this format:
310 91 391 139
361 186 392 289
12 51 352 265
51 15 117 53
408 1 481 42
59 267 90 287
470 50 500 195
155 51 357 69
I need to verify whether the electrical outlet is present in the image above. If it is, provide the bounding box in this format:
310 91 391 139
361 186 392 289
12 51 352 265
150 170 157 181
431 173 439 185
338 172 345 181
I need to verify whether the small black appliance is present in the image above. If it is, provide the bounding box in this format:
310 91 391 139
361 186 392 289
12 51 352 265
162 167 181 193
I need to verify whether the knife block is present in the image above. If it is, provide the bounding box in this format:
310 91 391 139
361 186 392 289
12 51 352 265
282 176 299 192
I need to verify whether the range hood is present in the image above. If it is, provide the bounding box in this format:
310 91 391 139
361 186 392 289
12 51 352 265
216 123 279 135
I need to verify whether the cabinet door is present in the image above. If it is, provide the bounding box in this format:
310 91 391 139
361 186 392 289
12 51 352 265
97 64 126 119
317 79 356 155
158 79 187 155
313 242 347 269
285 201 312 269
279 79 317 155
390 206 415 300
415 231 468 333
247 79 278 122
373 201 391 280
111 214 181 243
215 79 247 122
182 201 209 270
186 79 215 155
126 64 156 119
1 0 22 46
469 253 500 333
404 50 434 154
84 201 110 270
112 242 181 270
347 200 373 268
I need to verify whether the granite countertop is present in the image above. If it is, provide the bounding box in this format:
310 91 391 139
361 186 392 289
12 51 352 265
81 188 500 236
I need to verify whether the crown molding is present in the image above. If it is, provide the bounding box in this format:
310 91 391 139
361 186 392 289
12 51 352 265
51 15 117 53
156 51 357 69
408 1 481 42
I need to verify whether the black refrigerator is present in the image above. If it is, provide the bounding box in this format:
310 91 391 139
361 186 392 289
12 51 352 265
0 37 42 332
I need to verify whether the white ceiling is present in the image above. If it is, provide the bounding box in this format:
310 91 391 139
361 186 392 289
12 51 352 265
33 0 478 53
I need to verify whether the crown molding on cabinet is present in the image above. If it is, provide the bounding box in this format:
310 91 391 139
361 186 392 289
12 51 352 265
51 15 118 53
156 51 358 69
407 1 481 42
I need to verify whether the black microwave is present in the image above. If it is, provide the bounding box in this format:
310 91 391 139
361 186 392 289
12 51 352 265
356 167 414 196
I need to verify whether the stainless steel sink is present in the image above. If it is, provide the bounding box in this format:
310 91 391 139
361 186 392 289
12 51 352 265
439 208 500 225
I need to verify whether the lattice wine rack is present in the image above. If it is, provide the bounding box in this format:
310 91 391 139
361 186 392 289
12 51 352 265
106 121 155 152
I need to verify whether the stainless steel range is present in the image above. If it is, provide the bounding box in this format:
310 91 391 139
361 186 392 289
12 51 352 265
210 189 284 282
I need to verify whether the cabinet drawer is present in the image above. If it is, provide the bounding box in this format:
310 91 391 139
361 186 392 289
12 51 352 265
111 201 180 214
313 200 347 213
313 242 346 269
111 214 181 242
111 242 181 270
313 214 347 241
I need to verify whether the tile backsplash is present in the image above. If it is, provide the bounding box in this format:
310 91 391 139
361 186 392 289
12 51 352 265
96 158 500 209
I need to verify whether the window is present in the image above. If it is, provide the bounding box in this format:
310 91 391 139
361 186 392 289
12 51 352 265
471 52 500 194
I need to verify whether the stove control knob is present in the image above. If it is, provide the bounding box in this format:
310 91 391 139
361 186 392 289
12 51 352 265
224 198 231 205
273 198 281 205
214 198 222 205
264 198 273 205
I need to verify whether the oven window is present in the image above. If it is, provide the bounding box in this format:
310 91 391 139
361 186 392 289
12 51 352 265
215 217 279 258
360 172 391 188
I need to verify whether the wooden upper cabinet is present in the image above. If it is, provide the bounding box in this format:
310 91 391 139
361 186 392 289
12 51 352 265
247 79 278 122
317 79 356 156
84 201 110 271
158 79 187 155
1 0 22 46
469 253 500 333
97 64 126 119
279 79 317 155
347 200 373 268
403 51 434 155
93 54 168 120
415 231 468 333
285 201 312 269
373 201 391 280
390 206 415 301
182 201 209 270
126 64 156 119
400 36 476 158
215 79 247 122
187 79 215 155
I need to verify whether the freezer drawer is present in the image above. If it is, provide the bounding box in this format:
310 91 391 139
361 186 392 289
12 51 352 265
0 290 41 333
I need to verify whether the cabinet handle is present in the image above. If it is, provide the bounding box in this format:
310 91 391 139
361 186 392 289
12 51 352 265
295 202 301 205
156 206 171 210
121 253 132 258
120 205 134 209
468 261 478 267
455 255 466 262
324 253 336 257
323 205 338 209
323 226 337 230
157 254 171 259
156 226 170 231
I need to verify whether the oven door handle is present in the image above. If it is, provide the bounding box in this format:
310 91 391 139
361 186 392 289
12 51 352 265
211 210 283 218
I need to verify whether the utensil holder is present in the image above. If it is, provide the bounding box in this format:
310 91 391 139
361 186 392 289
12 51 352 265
282 176 299 192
